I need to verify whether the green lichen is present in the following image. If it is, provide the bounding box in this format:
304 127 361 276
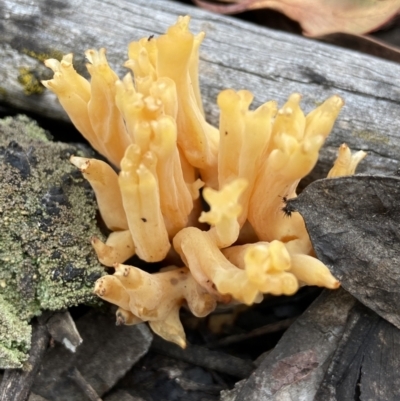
352 129 389 145
17 67 45 95
16 48 64 96
0 114 51 142
22 49 64 63
0 115 105 368
18 67 44 96
0 87 7 98
0 295 31 369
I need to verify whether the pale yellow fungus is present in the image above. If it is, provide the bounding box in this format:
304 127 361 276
217 90 277 225
43 16 366 347
119 144 170 262
69 156 127 231
289 254 340 289
85 48 131 166
223 241 299 297
199 179 247 248
94 265 216 347
247 94 345 251
91 232 135 267
328 143 367 178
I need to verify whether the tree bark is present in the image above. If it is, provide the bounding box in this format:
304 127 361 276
1 0 400 176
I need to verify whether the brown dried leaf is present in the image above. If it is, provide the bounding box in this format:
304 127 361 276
194 0 400 36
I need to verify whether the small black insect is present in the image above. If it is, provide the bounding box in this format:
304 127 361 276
281 204 293 217
280 195 295 217
148 34 154 41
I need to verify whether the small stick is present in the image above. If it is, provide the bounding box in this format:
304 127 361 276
207 316 298 349
151 336 255 378
68 367 102 401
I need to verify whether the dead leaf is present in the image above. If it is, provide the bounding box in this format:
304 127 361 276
317 33 400 64
193 0 400 36
287 175 400 328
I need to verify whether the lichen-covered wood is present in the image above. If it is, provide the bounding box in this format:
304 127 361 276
0 115 104 368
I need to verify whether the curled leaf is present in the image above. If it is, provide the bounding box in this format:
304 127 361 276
193 0 400 36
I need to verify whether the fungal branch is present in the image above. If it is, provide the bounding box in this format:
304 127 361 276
43 16 366 347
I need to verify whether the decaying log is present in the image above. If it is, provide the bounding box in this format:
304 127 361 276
0 115 105 369
2 1 400 399
1 0 400 177
221 289 356 401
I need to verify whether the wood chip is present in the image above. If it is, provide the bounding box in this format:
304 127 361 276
32 311 152 401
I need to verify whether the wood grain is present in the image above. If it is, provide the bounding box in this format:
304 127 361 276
1 0 400 180
315 302 400 401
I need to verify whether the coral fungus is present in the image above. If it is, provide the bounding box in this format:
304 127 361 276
43 16 365 347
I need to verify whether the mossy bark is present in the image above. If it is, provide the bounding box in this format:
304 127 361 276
0 115 104 368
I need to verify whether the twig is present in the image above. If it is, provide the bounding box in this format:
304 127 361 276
151 336 255 379
68 367 102 401
174 377 224 394
207 316 298 349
